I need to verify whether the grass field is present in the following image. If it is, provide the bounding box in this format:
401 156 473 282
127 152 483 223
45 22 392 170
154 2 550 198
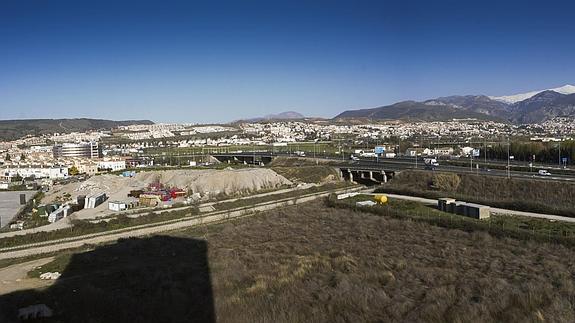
376 170 575 217
270 166 339 183
1 200 574 322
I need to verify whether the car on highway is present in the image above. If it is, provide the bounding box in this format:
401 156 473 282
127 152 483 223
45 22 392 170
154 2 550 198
538 169 552 176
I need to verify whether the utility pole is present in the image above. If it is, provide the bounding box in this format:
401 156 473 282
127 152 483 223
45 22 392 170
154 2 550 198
484 140 487 165
507 138 511 179
559 139 561 168
314 140 318 165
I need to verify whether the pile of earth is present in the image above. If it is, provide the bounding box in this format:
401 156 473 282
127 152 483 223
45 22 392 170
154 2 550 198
134 168 292 196
45 168 292 206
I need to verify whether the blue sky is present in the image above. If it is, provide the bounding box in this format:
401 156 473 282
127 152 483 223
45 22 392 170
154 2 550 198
1 0 574 123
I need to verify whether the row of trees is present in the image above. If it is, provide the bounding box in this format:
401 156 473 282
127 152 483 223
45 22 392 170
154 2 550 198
483 140 575 164
4 153 27 161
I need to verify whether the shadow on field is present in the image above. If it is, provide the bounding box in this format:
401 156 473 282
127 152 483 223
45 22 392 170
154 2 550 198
0 236 215 323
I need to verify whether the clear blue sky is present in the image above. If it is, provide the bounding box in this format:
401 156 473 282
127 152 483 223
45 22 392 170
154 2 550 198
1 0 574 123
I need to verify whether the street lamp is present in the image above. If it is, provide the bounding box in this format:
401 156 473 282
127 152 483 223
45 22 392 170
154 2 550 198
507 138 510 179
558 139 561 168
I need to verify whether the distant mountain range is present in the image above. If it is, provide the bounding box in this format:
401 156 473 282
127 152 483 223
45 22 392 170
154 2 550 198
335 84 575 123
238 111 305 123
0 118 154 141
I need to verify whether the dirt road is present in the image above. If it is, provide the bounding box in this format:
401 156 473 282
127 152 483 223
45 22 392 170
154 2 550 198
0 257 54 295
381 193 575 223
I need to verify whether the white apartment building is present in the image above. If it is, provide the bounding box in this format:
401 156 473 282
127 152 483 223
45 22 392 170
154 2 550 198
97 160 126 171
1 166 69 179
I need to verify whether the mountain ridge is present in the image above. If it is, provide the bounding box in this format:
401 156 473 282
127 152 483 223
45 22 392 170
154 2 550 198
489 84 575 104
335 85 575 124
0 118 154 141
235 111 305 123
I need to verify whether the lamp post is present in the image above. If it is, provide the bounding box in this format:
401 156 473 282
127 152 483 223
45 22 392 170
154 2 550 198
507 138 511 179
559 139 561 168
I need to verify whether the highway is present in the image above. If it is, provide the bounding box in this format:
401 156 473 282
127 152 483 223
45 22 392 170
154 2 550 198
211 152 575 182
350 157 575 182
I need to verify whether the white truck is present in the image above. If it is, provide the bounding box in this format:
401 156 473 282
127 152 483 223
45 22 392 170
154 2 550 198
294 151 306 157
538 169 551 176
424 158 439 170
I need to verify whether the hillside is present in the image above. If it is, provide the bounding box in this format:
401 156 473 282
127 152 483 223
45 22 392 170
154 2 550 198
236 111 306 123
335 100 504 122
0 118 154 141
335 85 575 124
510 91 575 123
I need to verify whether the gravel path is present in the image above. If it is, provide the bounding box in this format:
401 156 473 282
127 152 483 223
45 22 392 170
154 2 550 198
0 257 54 295
381 193 575 223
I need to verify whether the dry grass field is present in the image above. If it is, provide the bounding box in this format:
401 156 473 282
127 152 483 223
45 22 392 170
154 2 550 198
1 201 575 322
377 170 575 217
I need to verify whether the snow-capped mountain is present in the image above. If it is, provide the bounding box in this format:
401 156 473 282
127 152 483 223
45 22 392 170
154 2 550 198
335 84 575 124
489 84 575 104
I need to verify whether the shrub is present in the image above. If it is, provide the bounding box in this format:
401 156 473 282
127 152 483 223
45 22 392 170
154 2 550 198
431 173 461 192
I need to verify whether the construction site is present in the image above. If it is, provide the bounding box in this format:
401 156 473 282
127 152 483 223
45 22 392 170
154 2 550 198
40 168 293 222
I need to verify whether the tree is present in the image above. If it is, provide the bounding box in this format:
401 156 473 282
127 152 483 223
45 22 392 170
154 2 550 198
69 166 80 176
12 174 23 183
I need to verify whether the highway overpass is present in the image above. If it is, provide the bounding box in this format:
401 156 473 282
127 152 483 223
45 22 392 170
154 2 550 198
210 152 575 182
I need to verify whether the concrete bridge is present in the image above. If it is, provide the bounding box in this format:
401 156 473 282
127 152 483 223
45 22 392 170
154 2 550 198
339 167 395 185
210 153 397 185
211 153 275 165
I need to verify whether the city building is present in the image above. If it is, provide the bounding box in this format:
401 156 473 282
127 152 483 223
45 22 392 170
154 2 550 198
97 159 126 172
1 166 69 180
53 142 102 159
74 162 98 176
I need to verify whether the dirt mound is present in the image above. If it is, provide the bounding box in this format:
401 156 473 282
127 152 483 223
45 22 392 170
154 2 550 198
135 168 292 195
43 168 292 220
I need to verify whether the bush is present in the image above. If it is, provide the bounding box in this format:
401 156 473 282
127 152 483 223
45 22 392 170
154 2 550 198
431 173 461 192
